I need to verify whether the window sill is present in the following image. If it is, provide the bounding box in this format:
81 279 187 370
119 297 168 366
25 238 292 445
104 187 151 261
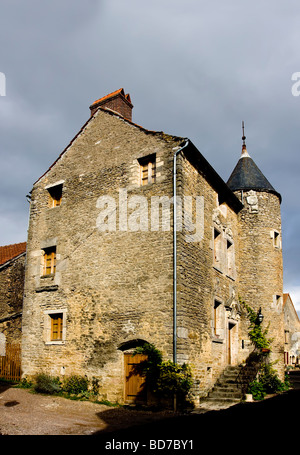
139 182 155 188
36 285 58 293
48 205 61 209
40 273 55 279
212 336 224 344
45 340 65 345
226 274 236 281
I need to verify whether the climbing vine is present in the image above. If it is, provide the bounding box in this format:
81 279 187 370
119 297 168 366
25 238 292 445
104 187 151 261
240 298 289 399
240 298 273 351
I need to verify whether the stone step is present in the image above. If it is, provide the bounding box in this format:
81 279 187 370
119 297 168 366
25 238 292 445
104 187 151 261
213 384 242 392
203 366 246 404
205 397 241 403
222 369 241 378
208 390 242 399
217 376 241 385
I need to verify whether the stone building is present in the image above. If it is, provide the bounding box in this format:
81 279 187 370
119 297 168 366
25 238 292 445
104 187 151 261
0 242 26 350
283 293 300 366
21 89 284 404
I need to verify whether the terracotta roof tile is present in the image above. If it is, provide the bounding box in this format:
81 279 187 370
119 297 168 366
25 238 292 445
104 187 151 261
0 242 26 266
91 88 125 106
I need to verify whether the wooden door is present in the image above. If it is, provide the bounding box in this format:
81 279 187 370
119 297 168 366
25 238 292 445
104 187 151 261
228 323 233 365
124 353 147 403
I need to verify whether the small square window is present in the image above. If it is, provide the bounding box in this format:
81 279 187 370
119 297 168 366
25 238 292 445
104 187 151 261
42 246 56 276
48 184 63 207
139 155 156 186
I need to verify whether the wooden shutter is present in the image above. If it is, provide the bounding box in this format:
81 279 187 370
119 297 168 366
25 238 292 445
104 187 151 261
124 353 147 403
140 155 156 185
43 248 56 275
51 314 63 340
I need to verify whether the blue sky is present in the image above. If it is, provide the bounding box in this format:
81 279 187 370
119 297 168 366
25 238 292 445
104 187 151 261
0 0 299 312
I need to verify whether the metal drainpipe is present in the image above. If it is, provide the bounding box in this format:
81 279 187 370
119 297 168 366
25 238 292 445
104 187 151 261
173 139 189 364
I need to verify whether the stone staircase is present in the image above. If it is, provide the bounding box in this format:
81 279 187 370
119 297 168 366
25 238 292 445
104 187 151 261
204 366 245 403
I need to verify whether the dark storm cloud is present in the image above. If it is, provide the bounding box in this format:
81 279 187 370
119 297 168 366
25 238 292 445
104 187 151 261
0 0 299 307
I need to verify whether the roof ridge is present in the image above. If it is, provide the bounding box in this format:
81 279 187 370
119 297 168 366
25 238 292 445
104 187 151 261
33 107 182 186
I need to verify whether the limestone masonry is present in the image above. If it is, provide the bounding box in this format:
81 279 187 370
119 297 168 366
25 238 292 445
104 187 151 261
21 89 285 404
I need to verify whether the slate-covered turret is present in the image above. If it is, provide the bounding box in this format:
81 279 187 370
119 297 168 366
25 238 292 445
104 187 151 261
227 123 284 377
227 123 281 201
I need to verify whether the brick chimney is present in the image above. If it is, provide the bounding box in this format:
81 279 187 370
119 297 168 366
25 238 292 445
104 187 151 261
89 88 133 121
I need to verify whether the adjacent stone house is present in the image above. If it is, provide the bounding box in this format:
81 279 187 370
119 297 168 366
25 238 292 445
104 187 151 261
0 242 26 351
283 293 300 366
21 89 284 404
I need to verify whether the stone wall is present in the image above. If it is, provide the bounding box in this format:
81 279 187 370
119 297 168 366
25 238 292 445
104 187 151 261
176 153 243 399
22 108 184 402
0 254 25 343
283 294 300 365
235 190 284 378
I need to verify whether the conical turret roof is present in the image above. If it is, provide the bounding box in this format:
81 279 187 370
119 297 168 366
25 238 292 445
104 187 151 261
227 125 281 202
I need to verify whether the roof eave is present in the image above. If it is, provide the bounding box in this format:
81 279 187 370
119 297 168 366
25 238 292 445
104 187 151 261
183 141 244 213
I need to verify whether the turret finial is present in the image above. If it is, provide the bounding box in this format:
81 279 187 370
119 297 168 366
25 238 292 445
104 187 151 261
241 121 250 157
242 121 246 147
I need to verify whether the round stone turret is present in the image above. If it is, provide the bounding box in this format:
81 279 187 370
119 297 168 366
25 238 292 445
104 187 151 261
227 126 284 378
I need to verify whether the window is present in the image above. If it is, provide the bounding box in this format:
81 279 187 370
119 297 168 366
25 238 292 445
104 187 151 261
284 330 289 344
44 309 67 344
139 154 156 186
273 231 281 248
213 228 222 269
226 239 235 278
50 313 63 341
213 300 223 338
48 184 63 207
275 294 282 309
42 246 56 276
272 294 282 311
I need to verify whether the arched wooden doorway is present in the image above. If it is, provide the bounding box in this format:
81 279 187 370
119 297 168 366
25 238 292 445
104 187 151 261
118 339 148 404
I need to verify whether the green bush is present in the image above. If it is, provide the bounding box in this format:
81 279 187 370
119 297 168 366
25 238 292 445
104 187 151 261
259 364 289 394
34 373 61 395
247 364 289 400
91 376 100 396
133 343 193 402
248 379 266 400
62 375 89 395
18 377 33 389
155 361 193 398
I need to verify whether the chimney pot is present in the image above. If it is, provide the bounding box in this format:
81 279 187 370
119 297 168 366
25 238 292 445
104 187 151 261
89 88 133 121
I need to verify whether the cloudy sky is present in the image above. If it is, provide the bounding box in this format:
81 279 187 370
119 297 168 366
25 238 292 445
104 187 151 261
0 1 299 311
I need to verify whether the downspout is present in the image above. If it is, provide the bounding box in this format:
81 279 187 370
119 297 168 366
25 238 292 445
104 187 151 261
173 139 189 364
